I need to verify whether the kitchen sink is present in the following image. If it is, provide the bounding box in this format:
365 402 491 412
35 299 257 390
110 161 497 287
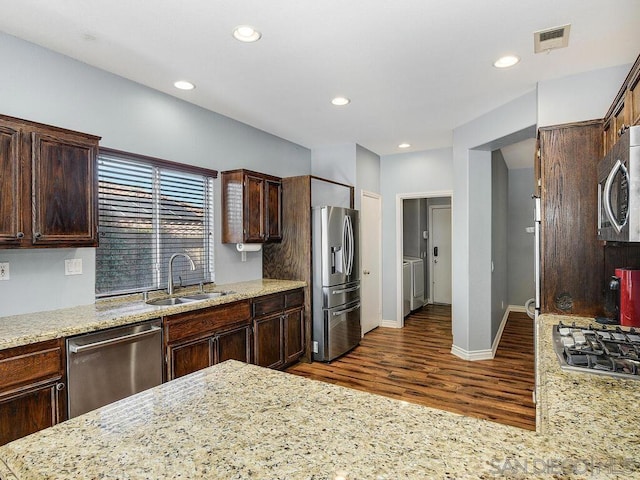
146 297 197 306
146 291 233 306
180 292 231 301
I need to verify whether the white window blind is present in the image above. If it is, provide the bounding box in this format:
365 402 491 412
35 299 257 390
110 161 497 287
96 151 215 296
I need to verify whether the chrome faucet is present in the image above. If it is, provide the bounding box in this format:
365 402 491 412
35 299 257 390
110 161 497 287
167 253 195 295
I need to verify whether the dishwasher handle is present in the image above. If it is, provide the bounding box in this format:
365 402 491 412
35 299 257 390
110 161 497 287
69 325 161 354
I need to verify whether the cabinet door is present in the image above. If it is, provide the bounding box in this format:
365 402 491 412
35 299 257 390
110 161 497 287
0 382 64 446
0 125 23 245
539 122 603 315
253 314 283 369
244 174 265 242
265 179 282 241
215 325 251 364
284 307 305 365
168 337 212 380
31 131 97 246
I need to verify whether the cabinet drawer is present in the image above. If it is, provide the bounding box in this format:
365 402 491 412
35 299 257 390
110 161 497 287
252 294 285 318
0 340 63 394
165 301 251 344
285 289 304 309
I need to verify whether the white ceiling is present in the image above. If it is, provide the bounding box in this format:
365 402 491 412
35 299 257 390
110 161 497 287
0 1 639 156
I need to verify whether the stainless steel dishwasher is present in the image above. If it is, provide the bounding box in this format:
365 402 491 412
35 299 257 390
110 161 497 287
66 318 163 418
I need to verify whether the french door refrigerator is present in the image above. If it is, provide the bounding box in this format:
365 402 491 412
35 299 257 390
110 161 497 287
312 206 361 361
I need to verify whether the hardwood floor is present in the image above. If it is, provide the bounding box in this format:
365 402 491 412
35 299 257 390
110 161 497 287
286 304 536 430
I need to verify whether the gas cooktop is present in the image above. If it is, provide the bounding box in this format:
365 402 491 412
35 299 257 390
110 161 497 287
553 322 640 381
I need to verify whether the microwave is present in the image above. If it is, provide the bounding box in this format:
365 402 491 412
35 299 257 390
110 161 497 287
598 125 640 242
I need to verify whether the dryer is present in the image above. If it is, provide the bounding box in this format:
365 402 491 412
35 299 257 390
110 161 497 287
403 256 424 311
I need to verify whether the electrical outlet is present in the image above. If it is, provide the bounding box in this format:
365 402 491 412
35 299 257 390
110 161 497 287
0 262 9 280
65 258 83 276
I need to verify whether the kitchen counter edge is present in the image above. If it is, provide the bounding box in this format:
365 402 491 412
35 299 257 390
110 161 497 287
0 279 306 351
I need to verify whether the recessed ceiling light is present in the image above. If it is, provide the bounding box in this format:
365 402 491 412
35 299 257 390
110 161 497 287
174 80 195 90
493 55 520 69
398 143 411 149
233 25 262 43
331 97 351 106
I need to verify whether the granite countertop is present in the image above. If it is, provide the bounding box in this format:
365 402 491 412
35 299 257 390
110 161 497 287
0 279 305 351
0 313 638 479
535 314 640 452
0 360 621 480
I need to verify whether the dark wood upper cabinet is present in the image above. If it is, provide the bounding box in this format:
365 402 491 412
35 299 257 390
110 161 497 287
603 53 640 154
0 114 100 248
0 125 21 244
221 169 282 244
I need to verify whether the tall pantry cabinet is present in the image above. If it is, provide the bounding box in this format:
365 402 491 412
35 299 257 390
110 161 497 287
537 120 604 316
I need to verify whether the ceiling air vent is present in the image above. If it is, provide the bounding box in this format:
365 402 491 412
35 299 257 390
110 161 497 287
534 24 571 53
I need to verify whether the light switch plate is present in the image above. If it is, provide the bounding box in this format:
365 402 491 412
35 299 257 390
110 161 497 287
0 262 9 280
65 258 83 276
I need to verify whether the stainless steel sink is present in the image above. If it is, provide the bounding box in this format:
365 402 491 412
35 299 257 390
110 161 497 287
146 291 233 306
146 297 197 306
180 292 230 301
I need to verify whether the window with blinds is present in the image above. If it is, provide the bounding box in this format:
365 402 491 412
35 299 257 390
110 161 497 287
96 150 215 296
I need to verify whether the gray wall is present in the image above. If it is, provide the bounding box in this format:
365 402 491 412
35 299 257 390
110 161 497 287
311 143 381 209
0 33 310 316
491 150 508 340
537 64 631 127
355 144 381 208
379 148 453 323
507 168 535 306
452 92 537 354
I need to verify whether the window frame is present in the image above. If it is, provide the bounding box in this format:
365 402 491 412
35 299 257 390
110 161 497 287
96 148 218 298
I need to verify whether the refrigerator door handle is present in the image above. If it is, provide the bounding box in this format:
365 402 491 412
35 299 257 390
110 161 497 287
534 196 541 311
344 214 354 276
332 285 361 295
331 302 361 316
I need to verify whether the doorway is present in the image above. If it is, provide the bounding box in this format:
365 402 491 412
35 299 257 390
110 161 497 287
397 191 452 327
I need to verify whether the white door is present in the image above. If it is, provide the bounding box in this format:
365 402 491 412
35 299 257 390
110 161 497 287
360 191 382 335
430 206 452 304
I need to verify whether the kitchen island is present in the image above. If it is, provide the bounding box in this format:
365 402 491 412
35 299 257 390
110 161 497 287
0 314 638 479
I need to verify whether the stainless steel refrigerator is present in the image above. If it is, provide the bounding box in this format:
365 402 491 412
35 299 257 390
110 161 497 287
312 206 361 362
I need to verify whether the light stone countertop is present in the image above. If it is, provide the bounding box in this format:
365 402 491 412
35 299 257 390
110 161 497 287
0 311 639 479
535 314 640 453
1 312 640 480
0 279 306 351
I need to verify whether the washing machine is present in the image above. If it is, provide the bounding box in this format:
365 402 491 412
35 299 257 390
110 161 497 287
402 260 411 317
403 256 424 311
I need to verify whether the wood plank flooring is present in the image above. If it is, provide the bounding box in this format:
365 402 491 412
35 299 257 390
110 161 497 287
286 304 536 430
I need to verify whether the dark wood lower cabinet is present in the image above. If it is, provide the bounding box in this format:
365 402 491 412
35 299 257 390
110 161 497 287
0 381 64 446
169 337 212 380
254 313 284 369
284 307 305 365
164 300 252 381
252 289 305 369
217 325 251 364
0 339 66 446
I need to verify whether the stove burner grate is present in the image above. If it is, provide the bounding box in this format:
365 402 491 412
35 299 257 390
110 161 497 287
553 322 640 380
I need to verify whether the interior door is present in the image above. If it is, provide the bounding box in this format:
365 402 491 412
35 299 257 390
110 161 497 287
430 206 452 304
360 191 382 335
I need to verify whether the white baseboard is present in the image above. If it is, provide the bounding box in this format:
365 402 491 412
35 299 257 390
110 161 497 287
451 304 524 361
451 344 494 361
381 318 401 328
